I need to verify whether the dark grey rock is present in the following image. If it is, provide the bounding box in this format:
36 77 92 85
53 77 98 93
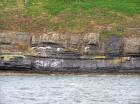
104 36 123 56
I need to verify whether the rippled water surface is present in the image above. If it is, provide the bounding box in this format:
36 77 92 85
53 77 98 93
0 73 140 104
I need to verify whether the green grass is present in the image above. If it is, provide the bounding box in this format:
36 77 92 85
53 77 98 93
100 28 124 40
0 0 140 33
1 0 139 16
25 0 140 16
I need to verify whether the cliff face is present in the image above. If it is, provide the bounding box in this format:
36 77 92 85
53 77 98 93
0 1 140 53
123 35 140 54
0 1 140 72
0 31 140 56
0 32 31 53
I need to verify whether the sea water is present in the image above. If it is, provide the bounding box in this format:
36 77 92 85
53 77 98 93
0 73 140 104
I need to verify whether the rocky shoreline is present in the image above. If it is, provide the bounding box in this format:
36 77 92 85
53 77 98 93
0 55 140 73
0 32 140 73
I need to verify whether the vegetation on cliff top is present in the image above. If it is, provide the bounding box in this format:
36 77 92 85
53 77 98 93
0 0 140 36
25 0 140 16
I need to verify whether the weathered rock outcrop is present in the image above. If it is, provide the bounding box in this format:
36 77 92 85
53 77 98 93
1 31 140 55
0 32 31 45
31 57 140 72
123 35 140 54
